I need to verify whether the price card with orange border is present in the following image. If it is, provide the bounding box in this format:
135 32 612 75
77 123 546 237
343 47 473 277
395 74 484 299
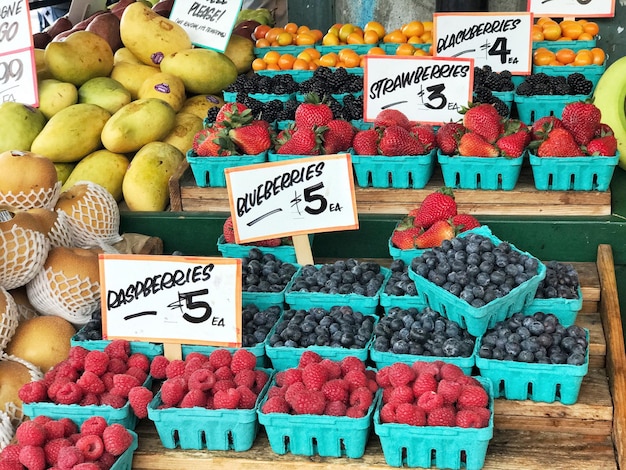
363 55 473 125
433 12 533 74
0 0 38 106
527 0 614 18
100 254 243 348
169 0 242 52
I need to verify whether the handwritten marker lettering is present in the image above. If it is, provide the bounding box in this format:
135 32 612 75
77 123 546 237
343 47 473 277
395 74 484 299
437 18 521 54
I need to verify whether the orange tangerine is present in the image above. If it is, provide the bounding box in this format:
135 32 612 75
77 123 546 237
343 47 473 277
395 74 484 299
541 23 562 41
533 48 556 66
263 50 281 64
297 25 311 34
265 27 285 43
322 32 340 46
284 22 298 34
422 20 433 32
347 31 365 44
319 52 338 67
255 38 270 48
360 56 367 67
266 63 280 70
292 58 310 70
295 32 316 46
591 47 606 65
531 29 545 41
277 53 296 70
555 48 576 64
420 31 433 43
536 17 557 26
308 29 324 42
364 20 386 39
396 43 416 55
253 24 271 41
297 50 313 62
573 49 594 66
583 21 599 37
251 58 267 71
303 47 321 60
561 22 584 40
363 29 380 44
577 32 594 41
367 46 386 55
276 32 294 46
309 60 319 70
407 35 424 44
343 53 361 68
413 48 429 57
402 20 424 39
338 47 359 62
339 23 356 42
383 29 407 43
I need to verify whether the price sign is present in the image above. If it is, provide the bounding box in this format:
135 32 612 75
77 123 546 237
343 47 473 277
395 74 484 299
225 154 358 244
527 0 614 18
0 0 37 106
433 12 533 74
363 55 473 125
169 0 243 52
100 254 243 348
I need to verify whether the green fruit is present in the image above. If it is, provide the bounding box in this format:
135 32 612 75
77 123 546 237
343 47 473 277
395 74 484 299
37 79 78 119
0 103 47 152
62 149 130 201
78 77 132 115
224 34 255 75
54 162 76 185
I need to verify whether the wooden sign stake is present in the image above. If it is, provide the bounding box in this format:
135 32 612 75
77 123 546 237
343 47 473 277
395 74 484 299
163 343 183 361
293 234 314 266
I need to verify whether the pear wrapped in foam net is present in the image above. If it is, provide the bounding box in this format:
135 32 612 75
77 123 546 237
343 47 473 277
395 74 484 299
0 288 18 354
0 181 61 211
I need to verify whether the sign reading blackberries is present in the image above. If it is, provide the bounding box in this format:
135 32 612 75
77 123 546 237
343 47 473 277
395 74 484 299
0 0 37 105
99 254 243 348
527 0 614 18
225 154 358 244
363 55 474 125
433 12 533 74
169 0 242 52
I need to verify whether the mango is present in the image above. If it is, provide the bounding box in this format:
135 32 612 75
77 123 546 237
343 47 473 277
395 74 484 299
34 49 52 80
162 112 203 155
224 34 255 75
122 141 184 211
44 31 114 86
63 149 130 201
101 98 176 153
179 94 224 119
109 61 160 100
160 48 238 95
119 2 191 67
0 103 47 152
37 79 78 119
54 163 76 185
31 103 111 163
113 47 142 65
137 72 186 112
78 77 132 114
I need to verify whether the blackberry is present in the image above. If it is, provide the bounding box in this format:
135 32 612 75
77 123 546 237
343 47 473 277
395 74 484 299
272 74 298 94
237 95 264 119
327 67 351 93
260 99 284 123
313 65 334 82
257 75 273 94
491 98 509 117
342 93 363 120
277 98 299 121
205 106 219 124
347 75 364 93
326 95 344 119
298 78 327 98
567 73 593 95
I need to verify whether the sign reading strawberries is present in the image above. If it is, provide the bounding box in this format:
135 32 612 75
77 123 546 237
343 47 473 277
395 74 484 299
0 0 37 105
527 0 614 18
363 55 474 125
225 154 358 244
100 254 243 348
433 12 533 74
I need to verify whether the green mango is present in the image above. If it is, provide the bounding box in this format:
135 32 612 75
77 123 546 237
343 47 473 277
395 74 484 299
78 77 132 115
0 103 47 152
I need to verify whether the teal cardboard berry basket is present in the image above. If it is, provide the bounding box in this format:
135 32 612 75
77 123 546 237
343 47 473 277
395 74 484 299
351 149 436 189
513 93 591 124
528 152 619 191
521 285 583 327
437 151 524 191
111 430 138 470
70 331 163 360
186 150 267 187
532 63 606 88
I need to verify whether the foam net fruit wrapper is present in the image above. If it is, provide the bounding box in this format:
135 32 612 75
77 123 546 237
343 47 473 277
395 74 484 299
0 181 61 211
0 287 19 353
49 209 74 248
0 225 50 290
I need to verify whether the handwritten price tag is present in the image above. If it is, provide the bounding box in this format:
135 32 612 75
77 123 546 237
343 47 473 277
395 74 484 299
527 0 615 18
169 0 243 52
0 0 37 106
100 254 243 348
363 55 473 125
225 154 358 244
434 12 532 74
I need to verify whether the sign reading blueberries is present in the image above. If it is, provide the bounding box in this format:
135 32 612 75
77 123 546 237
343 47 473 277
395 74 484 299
363 55 474 125
527 0 614 18
225 153 359 244
169 0 243 52
433 12 533 74
0 0 37 105
99 254 243 348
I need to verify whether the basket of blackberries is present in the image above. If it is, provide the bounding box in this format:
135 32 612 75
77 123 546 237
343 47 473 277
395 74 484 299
285 259 390 315
475 311 589 404
521 261 583 327
408 226 546 337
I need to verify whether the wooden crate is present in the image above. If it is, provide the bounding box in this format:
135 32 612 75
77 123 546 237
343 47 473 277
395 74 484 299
168 160 612 216
131 245 626 470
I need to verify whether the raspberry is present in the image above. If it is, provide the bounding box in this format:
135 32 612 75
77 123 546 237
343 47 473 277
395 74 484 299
47 377 71 401
83 350 110 377
297 350 322 368
184 352 208 364
261 396 289 414
290 389 325 415
103 339 131 360
106 357 128 375
343 369 368 391
80 393 100 406
149 355 169 380
455 409 486 428
213 388 241 409
179 389 207 408
102 424 134 456
183 357 204 380
253 370 269 394
346 406 366 418
18 380 47 404
214 365 234 381
73 463 101 470
75 434 104 461
276 368 302 387
463 406 492 427
395 403 426 426
301 362 329 391
128 386 154 419
188 368 216 391
412 372 438 399
57 445 85 469
99 392 126 409
30 415 52 426
160 378 187 407
43 420 66 440
417 391 445 413
0 443 21 463
457 385 489 409
18 445 46 470
58 418 78 438
387 362 415 387
76 371 106 395
165 359 186 379
367 378 379 394
100 372 115 391
43 438 72 466
208 349 232 369
236 385 258 409
388 384 414 405
15 421 46 447
213 379 236 392
230 349 257 374
127 353 150 373
321 379 349 403
379 402 397 423
125 366 148 385
427 406 456 427
97 451 116 469
266 385 286 399
284 382 307 407
437 379 463 406
110 374 141 398
53 361 80 382
456 374 481 387
375 367 392 388
324 400 347 416
349 386 374 411
439 363 465 381
319 358 342 380
340 356 366 375
233 369 256 389
412 361 441 377
81 416 108 437
55 382 83 405
68 346 89 371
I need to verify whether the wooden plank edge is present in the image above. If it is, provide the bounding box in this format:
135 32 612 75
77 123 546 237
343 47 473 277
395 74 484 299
596 244 626 469
168 160 189 212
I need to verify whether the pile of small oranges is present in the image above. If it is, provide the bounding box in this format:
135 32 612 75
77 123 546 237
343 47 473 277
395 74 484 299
533 46 606 66
253 23 324 48
322 22 385 46
382 20 433 45
531 17 599 42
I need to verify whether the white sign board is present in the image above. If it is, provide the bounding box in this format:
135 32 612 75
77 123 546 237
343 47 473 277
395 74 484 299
433 12 533 74
0 0 37 106
363 55 473 125
100 254 243 348
169 0 242 52
527 0 614 18
225 154 359 244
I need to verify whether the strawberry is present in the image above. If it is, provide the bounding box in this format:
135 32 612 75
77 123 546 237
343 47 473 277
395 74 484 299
322 119 355 154
410 124 437 152
378 125 425 156
192 125 233 157
294 93 333 128
415 219 456 249
215 102 251 124
352 128 380 155
228 120 272 155
595 122 614 137
451 214 480 232
585 135 617 156
222 215 237 242
461 103 503 143
390 217 422 250
414 187 457 228
561 101 601 146
530 116 563 141
373 109 411 129
458 132 499 157
536 128 582 157
276 127 324 155
435 122 466 155
256 237 282 247
496 130 528 158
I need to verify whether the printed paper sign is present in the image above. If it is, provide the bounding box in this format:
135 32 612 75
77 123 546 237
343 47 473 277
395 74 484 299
527 0 614 18
100 254 243 348
225 154 358 244
169 0 243 52
363 55 473 125
0 0 37 106
433 12 533 74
